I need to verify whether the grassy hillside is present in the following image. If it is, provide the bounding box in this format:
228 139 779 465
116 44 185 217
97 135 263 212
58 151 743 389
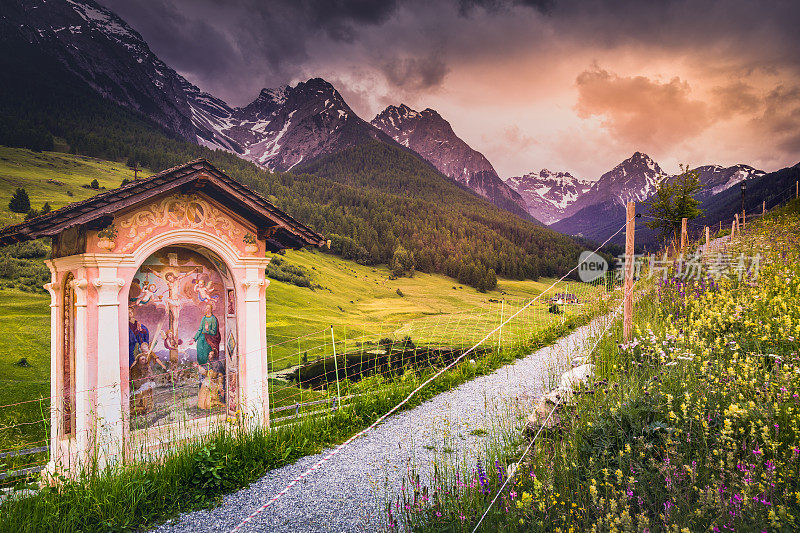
0 290 49 450
398 199 800 532
265 248 596 370
0 146 145 226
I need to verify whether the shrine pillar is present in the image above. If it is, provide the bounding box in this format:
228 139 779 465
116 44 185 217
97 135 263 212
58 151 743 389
240 258 271 427
92 255 125 463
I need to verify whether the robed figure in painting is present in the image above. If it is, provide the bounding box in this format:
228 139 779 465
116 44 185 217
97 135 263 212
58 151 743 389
189 303 220 365
128 309 150 367
130 340 167 415
195 348 225 410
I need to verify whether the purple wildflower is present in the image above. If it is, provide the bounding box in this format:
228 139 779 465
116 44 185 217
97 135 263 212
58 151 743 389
495 460 506 483
476 460 490 495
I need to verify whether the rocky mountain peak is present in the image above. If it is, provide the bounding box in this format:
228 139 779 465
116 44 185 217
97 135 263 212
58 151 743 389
371 104 530 219
505 169 592 225
3 0 198 140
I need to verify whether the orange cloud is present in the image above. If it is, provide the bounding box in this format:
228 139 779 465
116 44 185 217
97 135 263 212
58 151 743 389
575 67 713 151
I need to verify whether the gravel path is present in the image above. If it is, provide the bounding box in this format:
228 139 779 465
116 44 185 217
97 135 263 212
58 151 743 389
152 313 614 533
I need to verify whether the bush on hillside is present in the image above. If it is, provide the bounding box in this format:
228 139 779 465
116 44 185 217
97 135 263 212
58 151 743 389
267 257 316 288
8 187 30 213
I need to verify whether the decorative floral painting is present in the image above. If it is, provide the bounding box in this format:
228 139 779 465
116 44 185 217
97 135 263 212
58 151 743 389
127 246 233 428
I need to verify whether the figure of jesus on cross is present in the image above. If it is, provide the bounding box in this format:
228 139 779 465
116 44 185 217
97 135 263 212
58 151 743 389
140 258 200 336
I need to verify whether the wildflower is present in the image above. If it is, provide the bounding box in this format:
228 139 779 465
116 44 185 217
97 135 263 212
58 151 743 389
495 460 505 483
476 460 490 495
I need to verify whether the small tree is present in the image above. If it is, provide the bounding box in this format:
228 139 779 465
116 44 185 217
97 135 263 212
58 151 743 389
390 245 415 277
90 179 100 190
41 202 51 214
8 188 30 213
645 165 703 246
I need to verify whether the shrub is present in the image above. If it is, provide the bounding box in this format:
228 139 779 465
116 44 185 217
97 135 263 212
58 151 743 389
266 257 316 288
8 187 30 213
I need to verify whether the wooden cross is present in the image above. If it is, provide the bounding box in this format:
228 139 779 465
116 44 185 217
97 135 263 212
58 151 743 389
132 161 140 180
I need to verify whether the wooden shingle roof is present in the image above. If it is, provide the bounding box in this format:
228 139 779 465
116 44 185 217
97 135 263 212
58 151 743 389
0 158 325 251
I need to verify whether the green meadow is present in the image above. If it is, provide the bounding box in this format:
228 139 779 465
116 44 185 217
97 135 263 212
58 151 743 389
264 248 598 371
0 145 144 226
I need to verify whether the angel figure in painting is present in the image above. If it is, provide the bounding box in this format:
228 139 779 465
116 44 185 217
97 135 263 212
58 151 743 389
193 278 219 304
133 280 163 307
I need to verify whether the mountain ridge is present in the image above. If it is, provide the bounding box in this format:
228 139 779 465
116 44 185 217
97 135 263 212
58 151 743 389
371 104 531 219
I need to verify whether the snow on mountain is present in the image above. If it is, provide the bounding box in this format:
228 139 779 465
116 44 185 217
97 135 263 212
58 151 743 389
371 104 530 219
505 170 592 224
549 155 768 245
675 164 766 198
588 151 665 205
219 78 385 171
4 1 390 172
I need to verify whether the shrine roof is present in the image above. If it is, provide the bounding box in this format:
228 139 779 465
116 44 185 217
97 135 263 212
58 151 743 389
0 158 325 251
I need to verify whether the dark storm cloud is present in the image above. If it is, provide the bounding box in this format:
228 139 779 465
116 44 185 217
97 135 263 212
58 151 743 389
100 0 402 104
456 0 554 15
97 0 800 174
381 55 450 91
100 0 800 106
755 85 800 154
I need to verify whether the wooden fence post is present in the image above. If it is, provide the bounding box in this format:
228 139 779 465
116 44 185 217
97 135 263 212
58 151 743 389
705 226 710 252
330 326 341 403
796 180 798 199
731 218 736 239
680 217 688 253
763 200 766 215
623 201 635 342
498 299 504 354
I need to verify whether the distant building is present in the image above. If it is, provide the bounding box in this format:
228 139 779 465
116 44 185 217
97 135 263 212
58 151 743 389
549 293 579 304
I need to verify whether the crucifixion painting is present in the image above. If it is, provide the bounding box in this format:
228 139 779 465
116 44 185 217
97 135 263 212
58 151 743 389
127 247 230 428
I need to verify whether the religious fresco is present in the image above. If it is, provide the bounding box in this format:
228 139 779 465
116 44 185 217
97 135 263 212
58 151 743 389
127 246 236 429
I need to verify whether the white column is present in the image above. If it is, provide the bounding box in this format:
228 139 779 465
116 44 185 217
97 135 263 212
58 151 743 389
43 267 62 468
92 258 125 464
242 270 268 427
71 276 90 467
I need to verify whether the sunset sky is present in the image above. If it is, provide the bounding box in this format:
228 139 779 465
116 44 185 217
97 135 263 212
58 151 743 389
101 0 800 180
